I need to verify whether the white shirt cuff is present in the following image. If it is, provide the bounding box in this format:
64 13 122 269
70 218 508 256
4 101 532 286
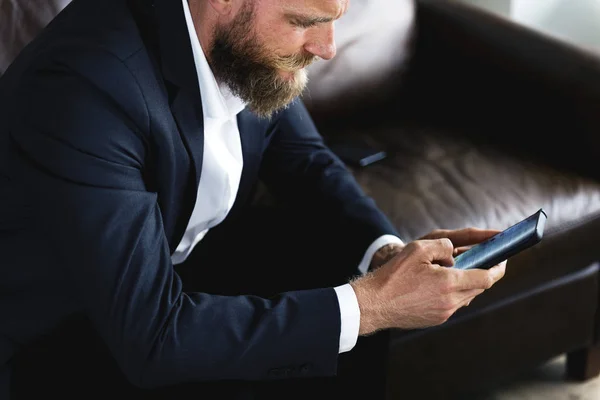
334 235 404 354
357 234 405 275
334 283 361 353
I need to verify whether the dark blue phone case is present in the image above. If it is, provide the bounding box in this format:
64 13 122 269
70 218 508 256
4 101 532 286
453 209 547 270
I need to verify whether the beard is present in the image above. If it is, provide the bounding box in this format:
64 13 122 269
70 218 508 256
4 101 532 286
209 2 317 119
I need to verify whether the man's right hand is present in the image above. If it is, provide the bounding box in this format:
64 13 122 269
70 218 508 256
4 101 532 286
350 238 506 335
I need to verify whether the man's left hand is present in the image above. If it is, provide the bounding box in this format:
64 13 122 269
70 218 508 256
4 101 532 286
420 227 501 256
369 243 406 271
369 227 501 271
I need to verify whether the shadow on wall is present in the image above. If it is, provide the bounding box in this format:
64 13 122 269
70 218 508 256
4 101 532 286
0 0 72 74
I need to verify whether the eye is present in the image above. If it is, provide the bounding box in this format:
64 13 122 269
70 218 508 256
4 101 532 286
290 19 316 29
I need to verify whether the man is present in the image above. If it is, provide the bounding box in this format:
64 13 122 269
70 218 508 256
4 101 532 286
0 0 506 399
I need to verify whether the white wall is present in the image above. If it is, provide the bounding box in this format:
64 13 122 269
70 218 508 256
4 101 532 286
511 0 600 51
458 0 600 52
458 0 512 17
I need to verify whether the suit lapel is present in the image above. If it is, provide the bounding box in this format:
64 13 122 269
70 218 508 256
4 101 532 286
169 89 204 196
153 0 204 196
142 0 269 238
225 110 269 220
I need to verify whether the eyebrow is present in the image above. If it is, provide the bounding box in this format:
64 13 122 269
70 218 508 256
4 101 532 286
285 13 334 26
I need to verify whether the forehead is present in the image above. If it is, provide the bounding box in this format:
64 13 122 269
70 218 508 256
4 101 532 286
258 0 349 18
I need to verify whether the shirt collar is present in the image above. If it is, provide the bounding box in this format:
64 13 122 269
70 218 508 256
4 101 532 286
181 0 246 120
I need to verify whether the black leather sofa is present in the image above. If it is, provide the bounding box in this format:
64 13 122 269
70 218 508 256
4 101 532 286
302 1 600 398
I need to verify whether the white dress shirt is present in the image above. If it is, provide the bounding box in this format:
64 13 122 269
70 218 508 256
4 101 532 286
174 0 404 354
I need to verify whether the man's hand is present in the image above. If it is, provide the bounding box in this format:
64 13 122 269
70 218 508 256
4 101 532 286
350 238 506 336
369 243 405 270
420 227 501 257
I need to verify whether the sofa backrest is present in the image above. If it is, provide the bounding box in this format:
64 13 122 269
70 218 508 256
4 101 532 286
303 0 416 117
0 0 71 74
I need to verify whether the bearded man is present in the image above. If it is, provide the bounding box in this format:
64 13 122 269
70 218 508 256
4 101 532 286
0 0 506 399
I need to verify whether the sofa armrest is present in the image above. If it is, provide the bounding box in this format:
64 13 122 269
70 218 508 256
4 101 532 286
394 0 600 180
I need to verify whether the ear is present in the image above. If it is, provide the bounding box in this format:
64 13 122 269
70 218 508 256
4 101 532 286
205 0 235 16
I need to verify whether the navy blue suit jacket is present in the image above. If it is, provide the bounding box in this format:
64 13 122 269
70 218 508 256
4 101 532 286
0 0 399 396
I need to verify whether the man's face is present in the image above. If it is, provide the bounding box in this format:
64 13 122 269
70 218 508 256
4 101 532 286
209 0 348 118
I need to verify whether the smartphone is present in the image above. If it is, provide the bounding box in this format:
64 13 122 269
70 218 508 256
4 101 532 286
453 209 547 270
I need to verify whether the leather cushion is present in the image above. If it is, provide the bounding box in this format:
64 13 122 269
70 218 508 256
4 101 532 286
336 122 600 312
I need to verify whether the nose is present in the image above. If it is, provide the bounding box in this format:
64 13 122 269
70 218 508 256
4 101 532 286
304 25 337 60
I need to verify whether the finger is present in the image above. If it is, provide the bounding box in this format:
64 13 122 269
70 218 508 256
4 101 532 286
447 228 502 247
453 246 472 256
451 288 484 311
488 260 507 281
419 229 448 240
455 262 506 290
412 239 455 266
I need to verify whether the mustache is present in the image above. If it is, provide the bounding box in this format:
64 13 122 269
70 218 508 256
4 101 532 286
271 52 318 72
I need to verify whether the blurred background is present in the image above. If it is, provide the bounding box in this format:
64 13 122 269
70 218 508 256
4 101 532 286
457 0 600 52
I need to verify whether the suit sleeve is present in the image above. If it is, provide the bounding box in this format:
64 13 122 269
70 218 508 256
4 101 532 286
259 99 401 261
8 52 342 388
